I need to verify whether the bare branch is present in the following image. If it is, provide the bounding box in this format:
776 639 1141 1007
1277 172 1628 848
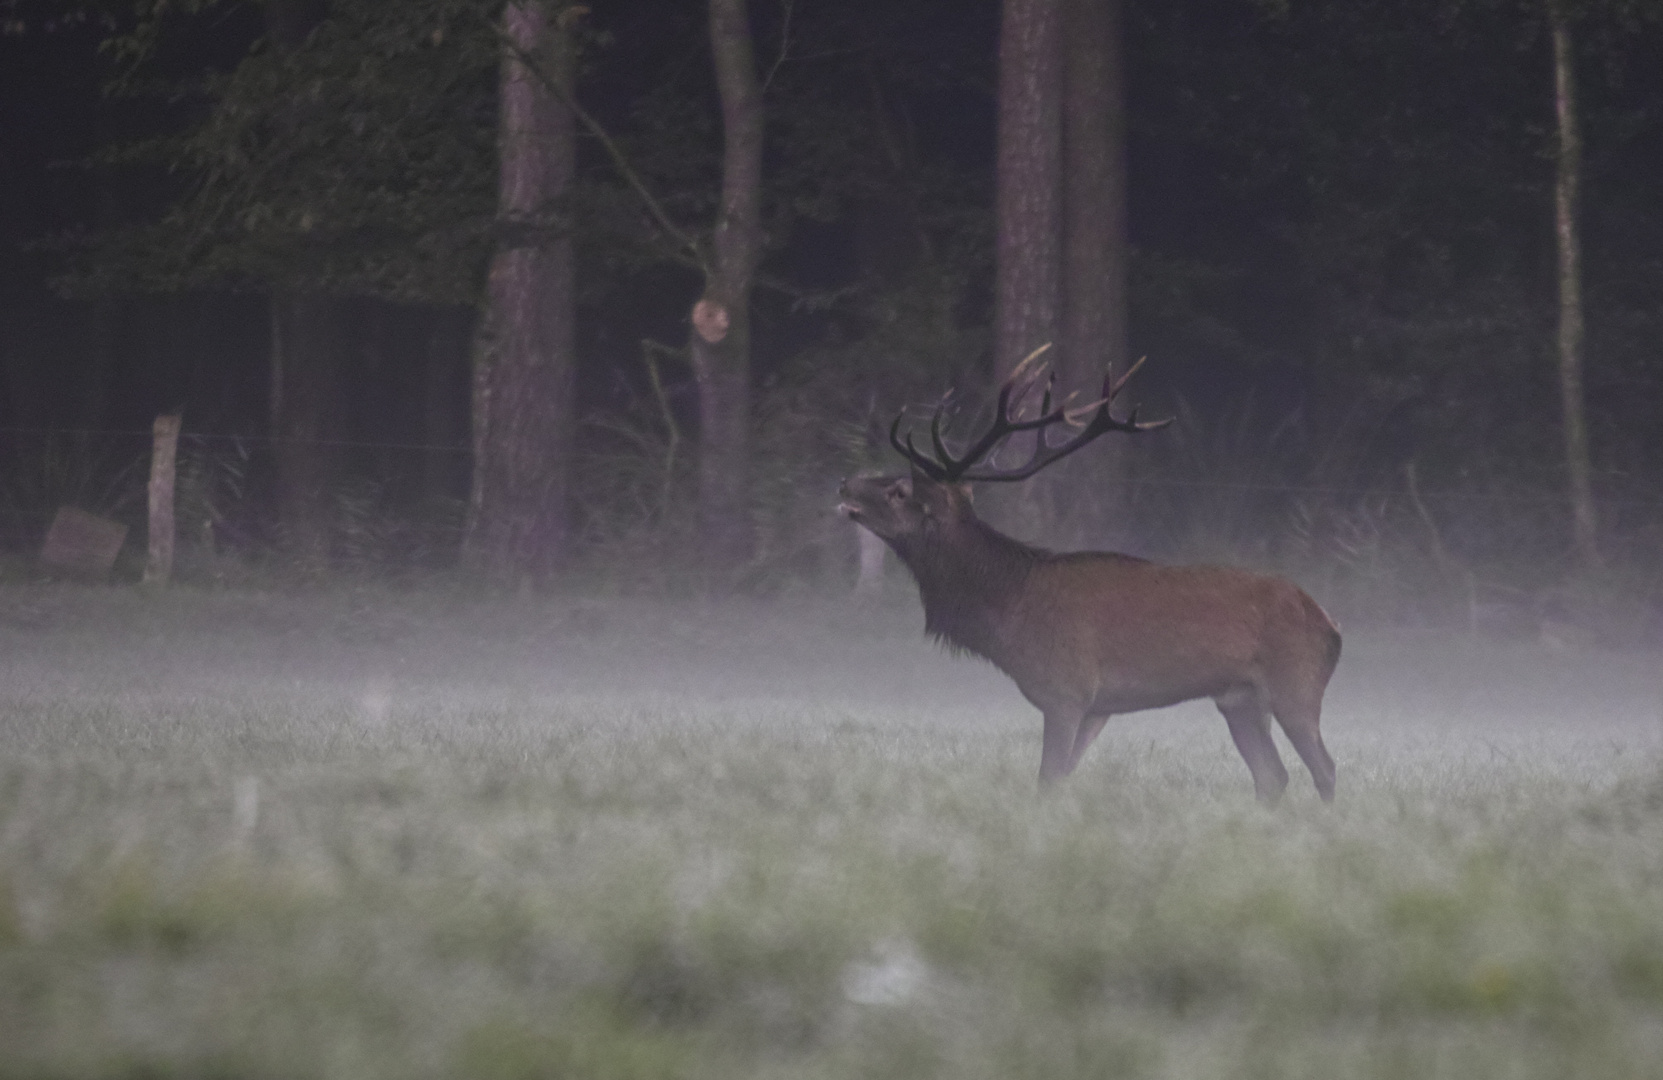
761 0 793 93
495 5 706 270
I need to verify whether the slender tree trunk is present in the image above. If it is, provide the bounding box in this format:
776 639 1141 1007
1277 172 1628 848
424 306 472 505
857 59 934 283
270 292 345 566
83 132 124 435
463 0 578 584
1550 7 1598 570
691 0 764 579
995 0 1064 384
265 0 344 569
1045 0 1130 547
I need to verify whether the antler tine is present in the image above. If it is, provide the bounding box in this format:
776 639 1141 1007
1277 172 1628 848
889 411 947 480
884 343 1168 484
1106 354 1150 400
905 432 950 479
959 353 1170 482
1008 343 1053 392
928 400 956 471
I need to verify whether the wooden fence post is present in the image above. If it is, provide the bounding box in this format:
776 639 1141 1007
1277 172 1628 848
144 413 182 586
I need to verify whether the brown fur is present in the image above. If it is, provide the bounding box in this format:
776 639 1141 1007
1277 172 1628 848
839 470 1341 802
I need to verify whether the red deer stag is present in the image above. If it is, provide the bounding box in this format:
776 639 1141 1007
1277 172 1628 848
838 347 1341 803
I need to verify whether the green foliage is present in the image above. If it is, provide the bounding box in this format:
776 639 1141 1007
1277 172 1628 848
457 1010 700 1080
68 0 501 302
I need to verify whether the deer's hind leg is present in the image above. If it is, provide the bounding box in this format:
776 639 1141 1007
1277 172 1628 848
1216 688 1289 805
1269 694 1336 803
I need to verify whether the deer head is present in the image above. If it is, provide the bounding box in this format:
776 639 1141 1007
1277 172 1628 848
838 345 1169 543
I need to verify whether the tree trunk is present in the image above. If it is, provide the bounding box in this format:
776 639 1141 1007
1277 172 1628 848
424 305 472 506
1059 0 1126 401
691 0 764 579
462 0 578 585
995 0 1064 384
270 291 345 567
264 0 344 569
1045 0 1130 548
1550 7 1599 570
992 0 1064 535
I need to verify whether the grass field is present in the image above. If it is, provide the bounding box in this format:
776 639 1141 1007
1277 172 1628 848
2 582 1662 1079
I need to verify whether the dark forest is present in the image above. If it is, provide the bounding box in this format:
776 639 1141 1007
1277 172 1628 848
3 0 1662 640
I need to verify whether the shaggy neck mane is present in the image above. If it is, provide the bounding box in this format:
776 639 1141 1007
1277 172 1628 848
893 514 1045 660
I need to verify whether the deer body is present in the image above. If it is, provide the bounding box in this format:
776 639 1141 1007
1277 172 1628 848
839 348 1341 802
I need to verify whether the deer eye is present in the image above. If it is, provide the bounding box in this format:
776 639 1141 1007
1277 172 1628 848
886 479 911 504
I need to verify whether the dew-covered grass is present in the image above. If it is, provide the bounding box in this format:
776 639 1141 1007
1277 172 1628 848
1 583 1662 1078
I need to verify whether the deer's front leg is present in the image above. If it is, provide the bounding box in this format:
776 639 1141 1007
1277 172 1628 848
1039 709 1085 786
1068 713 1111 772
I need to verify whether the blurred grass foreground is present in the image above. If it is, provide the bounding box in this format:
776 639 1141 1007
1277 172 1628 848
1 583 1662 1079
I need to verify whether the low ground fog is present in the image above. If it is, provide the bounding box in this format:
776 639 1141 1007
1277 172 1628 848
1 584 1661 1078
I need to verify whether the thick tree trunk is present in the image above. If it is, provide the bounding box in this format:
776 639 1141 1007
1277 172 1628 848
1550 8 1599 570
991 0 1064 535
1059 0 1127 402
462 0 578 584
270 292 345 566
995 0 1064 384
1045 0 1130 547
691 0 764 579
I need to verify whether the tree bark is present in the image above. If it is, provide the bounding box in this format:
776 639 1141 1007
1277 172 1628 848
691 0 764 578
264 0 345 569
991 0 1064 535
995 0 1064 384
1550 7 1599 570
1059 0 1127 402
270 291 345 566
462 0 578 585
1042 0 1131 547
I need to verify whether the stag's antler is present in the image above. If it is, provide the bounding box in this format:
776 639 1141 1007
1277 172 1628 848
890 345 1171 483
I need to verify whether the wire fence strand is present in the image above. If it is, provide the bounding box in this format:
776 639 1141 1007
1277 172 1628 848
3 424 1662 508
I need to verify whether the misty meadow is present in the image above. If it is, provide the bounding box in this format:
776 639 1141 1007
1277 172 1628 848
1 586 1662 1079
5 0 1663 1076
